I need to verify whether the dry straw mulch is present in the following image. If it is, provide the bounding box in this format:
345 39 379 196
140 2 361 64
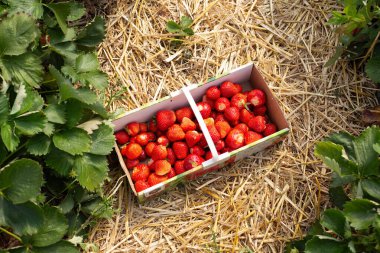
90 0 378 252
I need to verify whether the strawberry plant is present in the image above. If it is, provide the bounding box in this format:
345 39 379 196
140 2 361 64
166 16 194 45
287 126 380 253
0 1 114 252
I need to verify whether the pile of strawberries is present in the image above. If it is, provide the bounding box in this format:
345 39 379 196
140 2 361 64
115 81 277 192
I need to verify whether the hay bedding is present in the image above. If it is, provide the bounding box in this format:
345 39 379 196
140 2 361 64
89 0 378 252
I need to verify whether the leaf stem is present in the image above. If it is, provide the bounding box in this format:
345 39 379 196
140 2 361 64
0 227 22 242
1 142 27 168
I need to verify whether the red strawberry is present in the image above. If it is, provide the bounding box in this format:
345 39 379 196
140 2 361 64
235 123 249 133
263 123 277 136
220 81 239 98
204 118 221 143
115 130 129 145
134 180 150 192
173 142 189 159
154 160 172 176
183 154 204 170
198 134 208 148
240 109 254 124
139 123 148 133
129 136 137 143
230 120 239 127
136 133 150 146
224 106 240 122
215 113 227 122
138 150 147 160
147 158 155 171
206 86 221 100
175 107 194 123
125 122 140 136
215 140 225 151
167 148 176 165
148 120 157 132
151 145 168 161
145 142 157 157
157 136 169 147
167 168 176 178
156 110 176 131
231 93 247 110
122 143 143 160
202 95 215 108
252 105 267 116
214 97 230 112
225 129 244 149
131 164 150 182
247 89 266 107
205 151 213 160
248 116 267 133
190 145 205 157
210 111 217 120
235 83 243 93
174 160 186 175
124 158 139 170
215 121 231 139
180 117 197 132
167 124 185 142
148 173 168 186
185 130 202 147
197 102 212 119
245 131 263 144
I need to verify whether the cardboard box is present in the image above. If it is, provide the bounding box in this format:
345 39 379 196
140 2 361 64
113 63 289 202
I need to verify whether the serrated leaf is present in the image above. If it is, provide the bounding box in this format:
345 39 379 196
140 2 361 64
85 101 109 119
180 16 192 28
30 206 68 247
45 104 66 124
58 194 74 214
365 56 380 83
373 143 380 154
81 197 112 219
321 209 350 238
73 154 108 191
329 186 350 209
45 2 85 34
362 178 380 201
45 148 74 176
0 14 40 56
14 112 47 135
33 240 79 253
64 100 84 127
1 122 20 152
43 122 55 136
48 28 77 44
183 27 194 36
0 159 43 204
50 42 79 65
89 123 114 155
10 85 44 116
343 199 377 230
76 53 99 73
53 128 91 155
305 236 347 253
26 134 51 156
0 93 9 125
76 17 105 48
79 71 108 90
166 21 181 33
326 132 355 160
4 0 44 19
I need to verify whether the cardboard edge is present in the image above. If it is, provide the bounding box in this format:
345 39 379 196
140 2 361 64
114 143 137 195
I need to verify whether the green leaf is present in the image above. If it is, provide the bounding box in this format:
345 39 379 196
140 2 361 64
180 16 193 28
45 148 74 176
4 0 44 19
89 123 114 155
33 240 79 253
321 209 350 238
373 143 380 154
64 100 84 127
48 28 76 44
45 2 85 34
81 197 112 219
49 42 79 64
58 194 74 214
0 197 43 236
325 46 345 68
305 236 347 253
26 134 51 156
79 71 108 90
329 186 350 209
73 154 108 191
0 93 9 125
0 14 40 56
76 17 105 48
30 206 68 247
76 53 99 73
0 159 43 204
343 199 377 230
85 101 109 119
362 178 380 201
0 53 43 88
14 112 47 135
326 132 355 160
166 21 181 33
1 122 20 152
10 85 44 116
53 128 91 155
365 56 380 83
43 122 55 136
183 28 194 36
45 104 66 124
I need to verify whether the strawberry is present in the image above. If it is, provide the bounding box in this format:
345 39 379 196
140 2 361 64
210 111 217 120
151 144 168 161
202 95 215 108
235 123 249 133
138 150 147 160
129 136 137 143
131 164 150 182
148 120 157 132
115 130 129 145
252 105 267 116
240 109 254 124
146 132 156 142
147 158 155 171
197 102 212 119
215 121 231 139
198 134 208 148
154 160 172 176
248 116 267 133
224 106 240 122
247 89 266 107
220 81 239 98
183 154 204 170
167 148 176 165
215 113 227 122
263 123 277 136
180 117 196 132
125 122 140 136
235 83 243 93
204 118 221 143
185 130 202 147
122 143 143 160
145 142 157 157
206 86 221 100
225 129 244 149
172 142 189 159
230 120 239 127
190 145 205 157
174 160 186 175
156 110 176 131
124 158 139 170
134 180 150 192
167 168 176 178
215 140 225 151
245 131 263 144
167 124 185 142
175 107 194 123
157 136 169 147
214 97 230 112
139 123 148 133
148 173 168 186
136 133 150 146
205 151 213 160
231 93 247 110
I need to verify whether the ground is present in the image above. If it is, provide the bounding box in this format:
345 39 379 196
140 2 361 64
89 0 377 252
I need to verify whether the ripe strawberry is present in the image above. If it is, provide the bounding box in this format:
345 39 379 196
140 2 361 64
220 81 239 98
145 142 157 157
240 109 254 124
156 110 176 131
215 113 227 122
154 160 172 176
215 121 231 139
180 117 197 132
252 105 267 116
198 134 208 148
157 136 169 147
134 180 150 192
148 173 168 186
125 122 140 136
245 131 263 144
210 111 217 120
224 106 240 122
247 89 266 107
124 158 139 170
215 140 225 151
147 158 155 171
131 164 150 182
151 144 168 161
204 118 221 143
167 124 185 142
205 151 213 160
174 160 186 175
173 142 189 159
148 120 157 132
183 154 204 170
167 168 176 178
138 150 147 160
175 107 194 123
129 136 137 143
146 132 156 142
225 129 244 149
136 133 150 146
122 143 143 160
115 130 129 145
235 123 249 133
263 123 277 136
185 130 202 147
235 83 243 93
206 86 221 100
139 123 148 133
197 102 212 119
214 97 230 112
202 95 215 108
190 145 205 157
167 148 176 165
231 93 247 110
248 116 267 133
230 120 239 127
